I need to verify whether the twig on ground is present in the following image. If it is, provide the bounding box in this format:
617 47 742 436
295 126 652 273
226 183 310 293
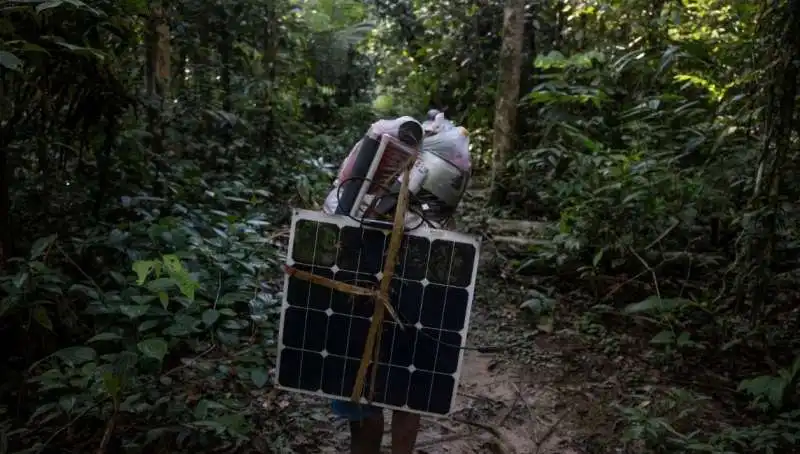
493 384 521 426
511 382 536 424
426 417 460 433
601 249 706 301
415 432 475 448
458 391 500 402
534 408 571 454
451 416 515 454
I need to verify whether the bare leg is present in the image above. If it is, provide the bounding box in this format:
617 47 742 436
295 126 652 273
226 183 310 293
391 410 421 454
350 412 384 454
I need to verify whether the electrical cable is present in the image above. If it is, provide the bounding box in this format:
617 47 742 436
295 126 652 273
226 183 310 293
334 175 436 232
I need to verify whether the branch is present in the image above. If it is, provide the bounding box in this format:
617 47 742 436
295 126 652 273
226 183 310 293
628 246 662 301
534 409 571 454
451 416 516 454
284 266 402 328
353 157 414 402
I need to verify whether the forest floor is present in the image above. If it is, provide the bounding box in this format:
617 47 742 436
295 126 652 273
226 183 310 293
265 186 633 454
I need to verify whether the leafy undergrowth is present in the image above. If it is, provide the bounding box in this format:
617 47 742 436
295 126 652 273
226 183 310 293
0 167 305 453
463 266 800 454
503 282 800 454
463 183 800 454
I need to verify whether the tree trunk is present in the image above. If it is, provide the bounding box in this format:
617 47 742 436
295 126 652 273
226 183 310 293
489 0 525 205
0 144 11 267
734 0 800 323
262 1 278 155
145 2 170 194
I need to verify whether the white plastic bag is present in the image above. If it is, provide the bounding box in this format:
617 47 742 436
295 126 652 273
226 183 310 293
422 125 471 172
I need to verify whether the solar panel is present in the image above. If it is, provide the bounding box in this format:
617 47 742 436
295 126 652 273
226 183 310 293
275 208 480 417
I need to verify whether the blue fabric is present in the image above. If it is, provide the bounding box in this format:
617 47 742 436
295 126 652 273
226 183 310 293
331 399 382 421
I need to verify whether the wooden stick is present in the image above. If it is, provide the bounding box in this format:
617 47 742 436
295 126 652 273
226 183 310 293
367 164 412 399
285 266 403 329
284 266 375 296
352 160 414 402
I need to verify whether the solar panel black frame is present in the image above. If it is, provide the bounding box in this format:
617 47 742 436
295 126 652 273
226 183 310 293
275 208 481 417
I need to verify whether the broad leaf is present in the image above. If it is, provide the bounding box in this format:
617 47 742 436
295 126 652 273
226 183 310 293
250 368 268 388
53 346 96 366
0 51 22 71
137 338 168 362
202 309 220 326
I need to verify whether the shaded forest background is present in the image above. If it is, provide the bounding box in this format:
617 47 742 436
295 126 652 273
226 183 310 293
2 0 800 452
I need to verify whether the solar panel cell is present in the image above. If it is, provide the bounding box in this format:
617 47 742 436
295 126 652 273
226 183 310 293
276 209 480 417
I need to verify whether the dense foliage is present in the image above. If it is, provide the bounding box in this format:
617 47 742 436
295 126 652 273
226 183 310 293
2 0 800 452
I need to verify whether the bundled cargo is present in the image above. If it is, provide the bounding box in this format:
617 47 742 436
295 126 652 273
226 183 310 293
322 112 471 229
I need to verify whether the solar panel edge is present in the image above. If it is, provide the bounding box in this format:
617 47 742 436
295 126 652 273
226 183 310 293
452 236 481 390
273 271 292 388
273 382 454 419
273 210 300 389
291 208 481 250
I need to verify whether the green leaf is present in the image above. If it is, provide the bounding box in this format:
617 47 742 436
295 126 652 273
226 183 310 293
767 381 785 410
137 338 168 361
53 346 96 366
161 255 199 301
36 0 65 13
58 395 76 412
685 443 716 451
536 315 554 333
138 319 160 332
202 309 220 326
88 332 122 342
592 249 604 267
120 304 149 318
158 291 169 309
68 283 99 300
32 306 53 331
175 278 199 301
0 51 22 71
146 277 175 293
624 297 691 314
676 331 692 346
102 372 121 400
132 260 159 285
250 368 268 388
650 330 675 344
109 271 126 285
131 295 157 305
162 254 183 275
30 234 57 259
13 272 29 289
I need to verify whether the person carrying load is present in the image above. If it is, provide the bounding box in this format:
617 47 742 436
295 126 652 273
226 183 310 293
320 109 471 454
